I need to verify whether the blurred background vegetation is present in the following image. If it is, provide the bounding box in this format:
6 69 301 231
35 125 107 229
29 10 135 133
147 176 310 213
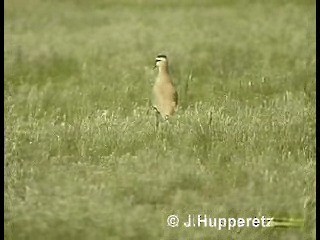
5 0 315 239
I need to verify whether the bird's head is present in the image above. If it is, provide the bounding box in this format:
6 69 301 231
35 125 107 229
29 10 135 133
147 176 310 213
154 54 168 69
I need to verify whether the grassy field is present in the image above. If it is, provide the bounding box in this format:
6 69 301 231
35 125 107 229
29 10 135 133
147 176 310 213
5 0 316 239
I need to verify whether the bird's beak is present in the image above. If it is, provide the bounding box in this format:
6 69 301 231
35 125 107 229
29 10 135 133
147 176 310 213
153 65 157 70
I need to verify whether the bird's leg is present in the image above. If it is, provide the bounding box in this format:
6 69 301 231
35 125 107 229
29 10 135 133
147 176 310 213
153 106 160 130
155 112 160 129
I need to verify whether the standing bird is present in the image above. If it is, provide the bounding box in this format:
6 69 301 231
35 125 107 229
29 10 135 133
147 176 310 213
152 55 178 125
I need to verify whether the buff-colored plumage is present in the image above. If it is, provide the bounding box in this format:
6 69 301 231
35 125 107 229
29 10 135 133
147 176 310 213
152 55 178 120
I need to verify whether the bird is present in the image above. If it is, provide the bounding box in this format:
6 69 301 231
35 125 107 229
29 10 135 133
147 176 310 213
152 54 178 126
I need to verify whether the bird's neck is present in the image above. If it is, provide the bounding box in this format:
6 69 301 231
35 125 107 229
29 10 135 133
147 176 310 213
158 65 170 75
157 67 172 84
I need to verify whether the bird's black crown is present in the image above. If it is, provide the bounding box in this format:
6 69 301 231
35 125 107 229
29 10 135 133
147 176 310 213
156 54 167 59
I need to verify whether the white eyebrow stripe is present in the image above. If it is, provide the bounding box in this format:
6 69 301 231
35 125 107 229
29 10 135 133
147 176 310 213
155 57 166 61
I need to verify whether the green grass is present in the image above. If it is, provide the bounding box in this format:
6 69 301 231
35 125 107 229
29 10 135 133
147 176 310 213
5 0 316 239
